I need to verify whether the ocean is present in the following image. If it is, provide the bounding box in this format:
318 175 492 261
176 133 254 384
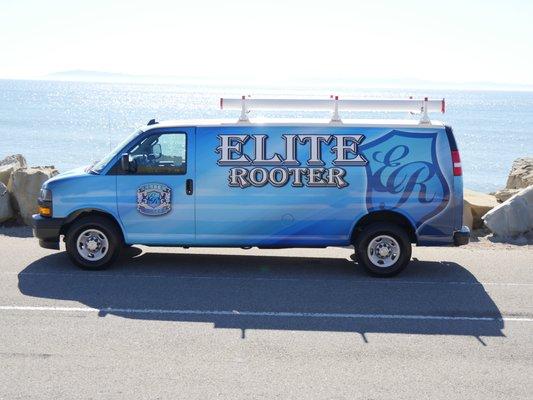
0 79 531 193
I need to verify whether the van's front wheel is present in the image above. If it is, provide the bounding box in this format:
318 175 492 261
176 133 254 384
355 222 412 277
65 216 121 270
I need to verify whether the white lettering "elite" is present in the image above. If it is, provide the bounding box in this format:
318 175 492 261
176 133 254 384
216 134 367 166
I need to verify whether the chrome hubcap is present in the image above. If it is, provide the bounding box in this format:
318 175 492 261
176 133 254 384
86 240 98 252
76 229 109 261
378 246 390 257
367 235 400 268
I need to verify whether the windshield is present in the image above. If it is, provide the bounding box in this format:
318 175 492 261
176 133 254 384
90 129 143 173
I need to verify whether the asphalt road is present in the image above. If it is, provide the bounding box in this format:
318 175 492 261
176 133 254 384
0 228 532 399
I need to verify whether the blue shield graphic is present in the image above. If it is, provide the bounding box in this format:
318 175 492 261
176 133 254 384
137 183 172 216
361 130 449 227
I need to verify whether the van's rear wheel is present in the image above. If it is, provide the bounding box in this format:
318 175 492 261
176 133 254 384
355 222 412 277
65 216 121 270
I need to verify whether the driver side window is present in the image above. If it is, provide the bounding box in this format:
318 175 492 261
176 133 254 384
128 132 187 175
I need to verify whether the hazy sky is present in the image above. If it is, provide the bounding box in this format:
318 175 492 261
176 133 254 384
1 0 532 85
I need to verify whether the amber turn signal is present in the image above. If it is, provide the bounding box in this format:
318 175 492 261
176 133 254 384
39 206 52 217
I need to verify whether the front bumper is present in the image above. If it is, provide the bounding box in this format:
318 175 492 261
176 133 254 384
453 226 470 246
32 214 65 250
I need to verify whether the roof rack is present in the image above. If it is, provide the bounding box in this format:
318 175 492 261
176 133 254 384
220 95 445 124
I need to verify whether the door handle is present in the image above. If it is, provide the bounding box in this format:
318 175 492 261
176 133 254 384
186 179 193 195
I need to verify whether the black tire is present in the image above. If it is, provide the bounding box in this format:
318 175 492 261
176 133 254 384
65 215 122 270
354 222 412 277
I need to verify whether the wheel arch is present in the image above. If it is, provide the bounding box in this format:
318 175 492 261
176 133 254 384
350 210 417 244
60 208 126 243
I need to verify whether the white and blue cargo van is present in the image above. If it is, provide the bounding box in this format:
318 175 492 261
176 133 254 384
32 97 469 277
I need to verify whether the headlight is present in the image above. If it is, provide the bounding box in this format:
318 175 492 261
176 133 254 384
40 188 52 202
38 188 53 217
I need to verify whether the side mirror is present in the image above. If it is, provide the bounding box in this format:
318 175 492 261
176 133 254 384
152 143 162 159
120 153 131 172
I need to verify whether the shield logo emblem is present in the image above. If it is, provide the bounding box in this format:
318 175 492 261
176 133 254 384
137 183 172 216
361 130 450 227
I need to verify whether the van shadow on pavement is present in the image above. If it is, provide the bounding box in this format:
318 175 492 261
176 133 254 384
18 249 504 339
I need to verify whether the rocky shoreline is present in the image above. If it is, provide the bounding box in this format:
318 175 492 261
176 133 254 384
0 155 58 225
464 157 533 241
1 154 532 243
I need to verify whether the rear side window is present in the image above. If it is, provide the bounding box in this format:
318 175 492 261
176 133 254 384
119 132 187 175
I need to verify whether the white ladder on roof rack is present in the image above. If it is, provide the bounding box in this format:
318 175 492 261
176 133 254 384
219 96 445 124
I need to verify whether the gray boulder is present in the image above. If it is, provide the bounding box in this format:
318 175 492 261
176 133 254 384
0 182 14 223
495 157 533 202
494 188 521 203
8 166 59 225
483 185 533 238
506 157 533 189
0 154 27 186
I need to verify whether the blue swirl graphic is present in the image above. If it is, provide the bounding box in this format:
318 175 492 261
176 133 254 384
361 130 449 227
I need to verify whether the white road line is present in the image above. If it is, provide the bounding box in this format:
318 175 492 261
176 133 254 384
0 305 531 322
6 271 533 287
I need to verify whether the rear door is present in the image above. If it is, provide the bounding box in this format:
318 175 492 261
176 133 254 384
116 128 195 245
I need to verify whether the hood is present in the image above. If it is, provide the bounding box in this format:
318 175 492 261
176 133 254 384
44 166 91 187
